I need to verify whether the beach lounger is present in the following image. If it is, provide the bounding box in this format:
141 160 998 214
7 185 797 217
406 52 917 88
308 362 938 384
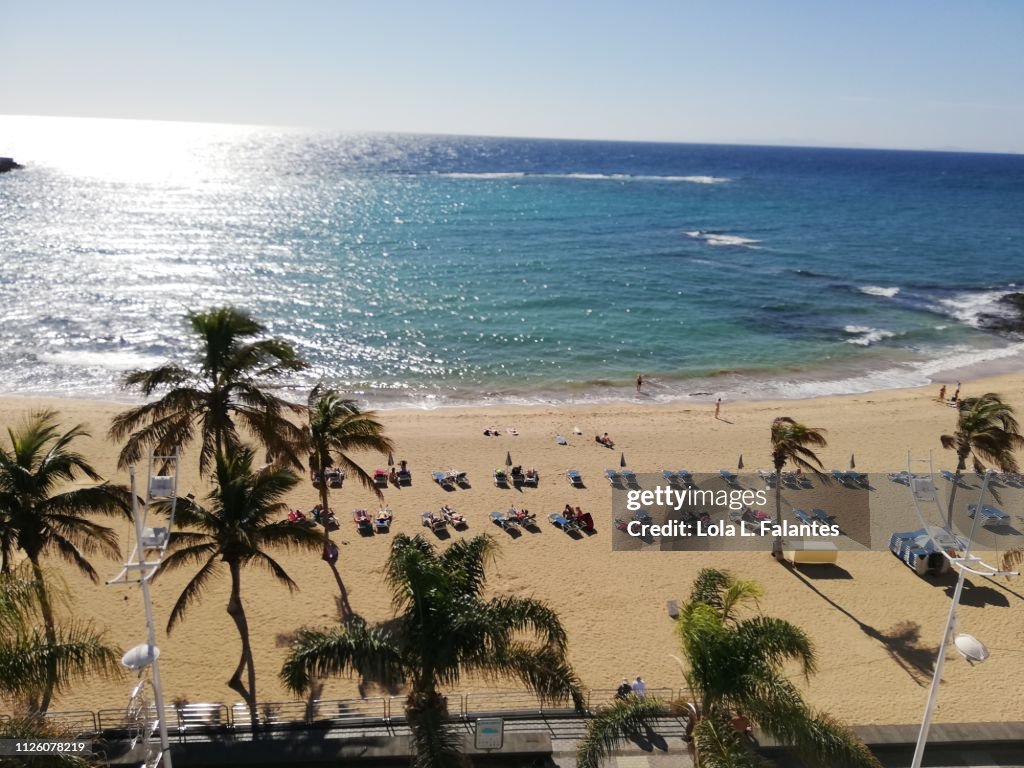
940 470 959 484
567 469 583 487
353 510 373 535
830 470 847 483
375 508 393 532
421 511 447 531
757 469 777 486
605 469 621 485
327 469 345 489
548 513 579 533
719 469 737 484
621 469 638 486
887 471 910 484
812 508 833 524
490 511 519 530
373 469 388 488
397 469 412 486
662 470 676 483
509 507 536 527
441 505 467 528
634 509 652 525
677 470 693 484
967 504 1010 522
793 509 813 525
493 469 509 487
432 471 454 489
576 511 595 532
523 468 539 487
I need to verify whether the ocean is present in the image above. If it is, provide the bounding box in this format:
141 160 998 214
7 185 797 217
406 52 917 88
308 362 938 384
1 115 1023 408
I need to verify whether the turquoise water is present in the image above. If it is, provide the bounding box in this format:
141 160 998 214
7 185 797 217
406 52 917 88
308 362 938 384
1 115 1023 406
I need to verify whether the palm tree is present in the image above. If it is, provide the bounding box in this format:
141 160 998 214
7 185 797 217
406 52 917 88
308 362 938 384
0 411 127 712
306 383 394 529
940 393 1023 528
0 568 121 711
306 385 394 615
281 534 584 768
157 447 323 731
770 417 827 558
109 306 307 476
576 569 879 768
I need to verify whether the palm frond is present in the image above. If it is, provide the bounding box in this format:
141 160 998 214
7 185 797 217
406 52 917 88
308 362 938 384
691 713 767 768
575 697 668 768
280 621 406 694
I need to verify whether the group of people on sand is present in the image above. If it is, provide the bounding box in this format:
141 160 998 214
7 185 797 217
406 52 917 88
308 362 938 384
483 426 519 436
561 504 594 530
936 381 962 407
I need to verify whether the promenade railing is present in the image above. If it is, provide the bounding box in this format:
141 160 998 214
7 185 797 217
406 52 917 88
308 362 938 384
40 687 692 739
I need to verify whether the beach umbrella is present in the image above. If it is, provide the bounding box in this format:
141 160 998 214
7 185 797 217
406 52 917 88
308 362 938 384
620 452 627 468
737 454 744 470
505 451 513 467
850 454 856 470
387 451 394 467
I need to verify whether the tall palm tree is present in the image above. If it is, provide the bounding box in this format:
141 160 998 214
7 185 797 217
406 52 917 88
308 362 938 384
0 568 122 710
576 569 879 768
306 383 395 532
109 306 307 476
157 447 323 731
770 417 827 558
281 534 584 768
0 411 127 712
940 393 1023 528
306 385 394 615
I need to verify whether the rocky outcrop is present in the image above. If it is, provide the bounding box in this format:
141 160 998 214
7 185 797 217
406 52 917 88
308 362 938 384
977 292 1024 335
0 157 24 173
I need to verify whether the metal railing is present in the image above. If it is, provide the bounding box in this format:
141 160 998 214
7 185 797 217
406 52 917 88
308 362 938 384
39 687 692 738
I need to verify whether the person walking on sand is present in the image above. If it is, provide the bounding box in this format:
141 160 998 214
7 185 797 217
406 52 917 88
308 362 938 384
937 385 946 402
714 398 722 419
636 374 643 393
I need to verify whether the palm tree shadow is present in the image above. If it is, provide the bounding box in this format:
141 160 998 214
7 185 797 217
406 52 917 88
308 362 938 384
328 562 355 621
787 567 936 686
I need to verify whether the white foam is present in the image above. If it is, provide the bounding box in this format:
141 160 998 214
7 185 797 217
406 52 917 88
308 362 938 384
843 325 896 347
859 285 900 298
938 290 1016 328
437 172 730 184
685 231 760 248
38 350 167 371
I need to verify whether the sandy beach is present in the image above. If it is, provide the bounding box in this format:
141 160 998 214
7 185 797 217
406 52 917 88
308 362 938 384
3 375 1023 727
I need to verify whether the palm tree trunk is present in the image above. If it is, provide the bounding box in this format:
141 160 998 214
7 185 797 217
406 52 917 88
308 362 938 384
28 555 58 714
318 472 332 543
405 688 461 768
225 561 259 732
772 465 784 558
946 454 968 529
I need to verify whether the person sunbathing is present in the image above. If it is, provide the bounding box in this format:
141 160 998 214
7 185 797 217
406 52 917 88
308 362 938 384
596 433 615 447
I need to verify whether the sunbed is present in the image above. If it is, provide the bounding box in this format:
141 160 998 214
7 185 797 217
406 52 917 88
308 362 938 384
967 504 1010 522
567 469 583 487
605 469 621 485
353 510 374 535
793 509 813 525
812 508 833 524
375 508 393 532
548 513 580 533
421 511 446 531
621 469 638 486
720 469 737 484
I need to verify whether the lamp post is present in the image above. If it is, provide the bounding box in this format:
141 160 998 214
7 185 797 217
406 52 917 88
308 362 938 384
909 468 1011 768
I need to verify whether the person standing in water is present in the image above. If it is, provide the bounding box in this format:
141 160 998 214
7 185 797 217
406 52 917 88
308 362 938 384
714 398 722 419
636 374 643 393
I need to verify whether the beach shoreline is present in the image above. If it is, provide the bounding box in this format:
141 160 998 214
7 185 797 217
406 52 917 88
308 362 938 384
2 372 1023 727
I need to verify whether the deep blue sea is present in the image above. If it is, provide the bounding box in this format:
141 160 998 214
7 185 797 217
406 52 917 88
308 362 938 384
2 115 1023 407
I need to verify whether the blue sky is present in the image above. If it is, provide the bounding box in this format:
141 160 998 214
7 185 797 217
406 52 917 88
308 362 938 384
5 1 1023 152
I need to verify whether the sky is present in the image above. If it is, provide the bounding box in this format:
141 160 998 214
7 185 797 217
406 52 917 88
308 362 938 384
4 0 1024 153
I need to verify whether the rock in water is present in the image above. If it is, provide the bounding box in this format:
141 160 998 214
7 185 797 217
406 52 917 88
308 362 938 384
0 157 24 173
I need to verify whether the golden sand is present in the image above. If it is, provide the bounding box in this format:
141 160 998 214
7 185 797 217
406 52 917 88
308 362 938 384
2 375 1023 725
